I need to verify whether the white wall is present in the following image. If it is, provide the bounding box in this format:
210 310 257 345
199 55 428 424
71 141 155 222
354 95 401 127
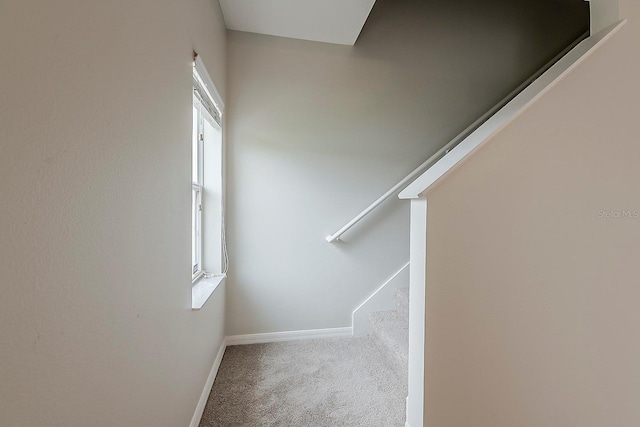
224 0 590 335
419 0 640 424
0 0 226 425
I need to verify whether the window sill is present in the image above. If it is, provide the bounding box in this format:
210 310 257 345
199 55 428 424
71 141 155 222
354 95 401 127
192 274 226 310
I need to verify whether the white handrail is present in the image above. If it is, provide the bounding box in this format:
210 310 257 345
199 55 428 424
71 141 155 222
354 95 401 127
326 30 589 243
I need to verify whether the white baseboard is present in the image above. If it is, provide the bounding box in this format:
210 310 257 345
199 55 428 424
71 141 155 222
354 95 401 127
405 423 411 427
189 338 227 427
225 327 353 346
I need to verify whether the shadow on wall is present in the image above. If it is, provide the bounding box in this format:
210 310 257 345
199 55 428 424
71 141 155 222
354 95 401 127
355 0 590 136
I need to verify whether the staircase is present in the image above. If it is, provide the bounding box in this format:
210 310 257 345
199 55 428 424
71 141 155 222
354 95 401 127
369 287 409 381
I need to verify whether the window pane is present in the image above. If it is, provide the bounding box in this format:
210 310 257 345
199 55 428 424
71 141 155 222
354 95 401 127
193 104 199 183
203 115 221 145
200 114 223 274
192 188 198 275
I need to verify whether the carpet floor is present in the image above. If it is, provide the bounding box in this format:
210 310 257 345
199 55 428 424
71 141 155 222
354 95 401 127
199 337 407 426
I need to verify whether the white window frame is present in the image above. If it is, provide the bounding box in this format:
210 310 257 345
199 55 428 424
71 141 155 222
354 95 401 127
192 54 225 284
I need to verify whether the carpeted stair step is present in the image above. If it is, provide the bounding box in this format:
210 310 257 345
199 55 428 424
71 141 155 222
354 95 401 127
395 287 409 322
369 310 408 380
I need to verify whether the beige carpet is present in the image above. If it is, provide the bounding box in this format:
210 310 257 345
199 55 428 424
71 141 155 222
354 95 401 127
199 337 407 426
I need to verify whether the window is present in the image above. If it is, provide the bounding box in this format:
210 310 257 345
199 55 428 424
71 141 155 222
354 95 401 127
192 100 204 279
192 54 226 283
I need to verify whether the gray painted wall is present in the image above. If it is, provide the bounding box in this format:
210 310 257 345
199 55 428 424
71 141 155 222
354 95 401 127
0 0 227 425
225 0 589 335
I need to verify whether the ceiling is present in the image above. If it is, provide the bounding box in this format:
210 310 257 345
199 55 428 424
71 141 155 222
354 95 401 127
218 0 377 46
